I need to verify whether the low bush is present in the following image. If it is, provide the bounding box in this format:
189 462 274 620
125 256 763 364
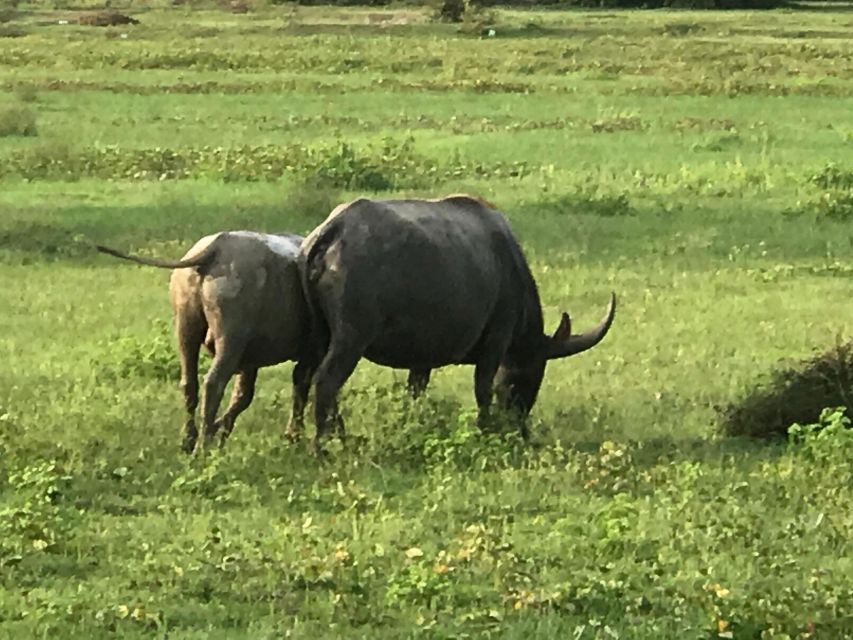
789 406 853 466
718 342 853 438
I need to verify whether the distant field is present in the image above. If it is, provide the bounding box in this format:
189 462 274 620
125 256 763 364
0 4 852 639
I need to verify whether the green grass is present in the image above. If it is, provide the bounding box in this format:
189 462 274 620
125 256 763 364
1 4 852 639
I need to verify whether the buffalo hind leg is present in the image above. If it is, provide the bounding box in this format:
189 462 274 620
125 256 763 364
216 367 258 448
313 337 364 457
407 368 431 399
199 338 245 452
285 357 315 443
176 316 205 454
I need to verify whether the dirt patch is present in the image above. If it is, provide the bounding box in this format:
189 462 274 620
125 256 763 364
77 11 140 27
224 0 250 14
718 342 853 439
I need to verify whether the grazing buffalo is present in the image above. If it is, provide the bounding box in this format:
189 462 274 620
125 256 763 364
97 232 313 453
299 194 616 454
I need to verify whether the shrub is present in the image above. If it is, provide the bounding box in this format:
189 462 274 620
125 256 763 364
0 104 36 137
718 342 853 439
788 407 853 486
310 141 394 191
788 407 853 448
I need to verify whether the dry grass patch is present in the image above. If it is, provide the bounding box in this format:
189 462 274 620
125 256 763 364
719 342 853 439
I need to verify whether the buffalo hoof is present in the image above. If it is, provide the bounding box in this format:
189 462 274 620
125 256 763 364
311 439 328 459
216 419 234 449
284 424 302 444
181 431 198 455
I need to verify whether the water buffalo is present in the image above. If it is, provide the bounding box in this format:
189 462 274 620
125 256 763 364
97 232 314 453
299 195 616 454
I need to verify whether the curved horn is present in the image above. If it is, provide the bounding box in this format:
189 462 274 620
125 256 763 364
547 293 616 360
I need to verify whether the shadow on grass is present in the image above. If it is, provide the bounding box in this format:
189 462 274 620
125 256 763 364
532 429 787 471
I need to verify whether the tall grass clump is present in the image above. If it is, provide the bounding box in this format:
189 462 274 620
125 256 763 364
0 104 36 137
786 164 853 221
810 163 853 190
525 190 636 218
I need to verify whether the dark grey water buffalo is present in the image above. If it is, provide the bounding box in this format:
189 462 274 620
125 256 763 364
97 232 315 453
299 194 616 453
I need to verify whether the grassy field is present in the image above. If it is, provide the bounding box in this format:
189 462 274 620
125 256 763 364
1 3 853 638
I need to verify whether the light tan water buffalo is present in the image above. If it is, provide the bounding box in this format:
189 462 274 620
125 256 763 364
299 195 616 454
97 231 429 453
97 231 313 453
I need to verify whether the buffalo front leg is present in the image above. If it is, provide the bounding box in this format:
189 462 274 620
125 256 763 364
406 368 431 399
285 358 315 443
216 368 258 449
473 358 500 431
473 334 511 432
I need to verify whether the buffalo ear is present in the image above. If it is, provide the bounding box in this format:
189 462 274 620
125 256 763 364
551 312 572 342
